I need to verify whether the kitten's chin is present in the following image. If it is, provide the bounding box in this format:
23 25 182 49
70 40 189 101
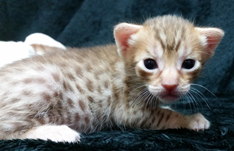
158 94 180 104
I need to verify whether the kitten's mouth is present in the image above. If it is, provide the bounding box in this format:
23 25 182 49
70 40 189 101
160 94 180 103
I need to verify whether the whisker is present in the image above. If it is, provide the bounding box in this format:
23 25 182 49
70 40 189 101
191 83 216 98
147 93 157 107
144 93 152 107
131 85 147 93
189 89 204 110
190 87 211 110
131 88 149 106
186 91 198 113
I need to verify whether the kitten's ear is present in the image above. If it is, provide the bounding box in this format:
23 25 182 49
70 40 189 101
114 23 142 57
196 27 224 54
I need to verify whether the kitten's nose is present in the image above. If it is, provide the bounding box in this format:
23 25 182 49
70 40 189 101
162 84 178 92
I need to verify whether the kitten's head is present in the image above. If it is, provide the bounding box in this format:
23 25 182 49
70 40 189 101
114 15 224 104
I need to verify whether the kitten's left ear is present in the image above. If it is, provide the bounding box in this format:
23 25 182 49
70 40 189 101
114 23 142 58
196 27 224 54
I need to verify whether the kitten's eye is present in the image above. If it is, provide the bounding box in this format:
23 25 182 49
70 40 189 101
182 59 195 69
144 59 157 70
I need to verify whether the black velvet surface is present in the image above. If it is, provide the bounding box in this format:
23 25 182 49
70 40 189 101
0 0 234 150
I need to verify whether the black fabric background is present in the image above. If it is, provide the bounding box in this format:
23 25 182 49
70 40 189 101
0 0 234 150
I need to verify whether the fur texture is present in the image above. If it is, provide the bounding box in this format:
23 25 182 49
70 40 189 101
0 15 224 142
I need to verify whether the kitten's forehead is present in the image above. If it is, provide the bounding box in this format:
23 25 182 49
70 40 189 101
144 15 196 53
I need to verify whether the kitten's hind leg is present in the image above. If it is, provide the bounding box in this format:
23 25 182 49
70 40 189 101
19 125 80 143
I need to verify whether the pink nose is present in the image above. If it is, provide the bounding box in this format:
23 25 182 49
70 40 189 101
162 84 178 92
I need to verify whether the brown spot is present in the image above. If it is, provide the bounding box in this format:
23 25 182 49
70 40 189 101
85 63 92 72
42 93 52 102
156 109 161 116
60 63 67 68
36 78 46 84
77 57 84 63
67 83 74 92
97 86 102 94
75 66 83 77
140 117 149 128
67 98 74 108
165 114 170 122
23 78 33 84
47 113 53 123
104 80 109 89
151 116 156 124
95 111 102 121
58 92 63 100
23 90 31 96
107 96 111 107
86 80 94 92
75 113 80 122
112 85 119 101
125 99 130 109
55 113 62 124
76 84 85 94
156 112 164 127
63 81 68 90
52 73 60 82
155 32 165 50
84 116 90 124
57 100 63 110
95 74 100 80
37 117 45 125
175 40 181 51
11 98 20 103
67 73 76 81
133 110 137 115
53 91 59 97
102 115 107 121
98 100 102 108
11 81 18 85
79 100 86 112
80 124 85 131
23 77 47 84
88 96 94 103
63 81 73 92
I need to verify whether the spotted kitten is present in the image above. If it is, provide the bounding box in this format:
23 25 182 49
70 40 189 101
0 15 224 142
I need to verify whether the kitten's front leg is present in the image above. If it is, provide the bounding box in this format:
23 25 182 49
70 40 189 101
149 108 210 131
183 112 210 131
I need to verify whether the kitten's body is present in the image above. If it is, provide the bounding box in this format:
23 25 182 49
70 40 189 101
0 45 122 139
0 15 224 142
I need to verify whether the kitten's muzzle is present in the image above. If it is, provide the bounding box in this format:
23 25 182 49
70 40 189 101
159 85 181 103
161 84 178 92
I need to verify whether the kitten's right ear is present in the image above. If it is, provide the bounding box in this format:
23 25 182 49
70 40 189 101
114 23 142 58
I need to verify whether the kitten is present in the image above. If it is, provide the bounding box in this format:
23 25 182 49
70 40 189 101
0 15 224 142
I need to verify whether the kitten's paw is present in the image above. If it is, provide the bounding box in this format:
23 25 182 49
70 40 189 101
186 113 210 131
21 125 80 143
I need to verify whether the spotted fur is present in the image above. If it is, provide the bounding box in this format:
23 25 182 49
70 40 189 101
0 15 224 142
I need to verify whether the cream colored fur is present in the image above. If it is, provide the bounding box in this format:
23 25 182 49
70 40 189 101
0 15 224 142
